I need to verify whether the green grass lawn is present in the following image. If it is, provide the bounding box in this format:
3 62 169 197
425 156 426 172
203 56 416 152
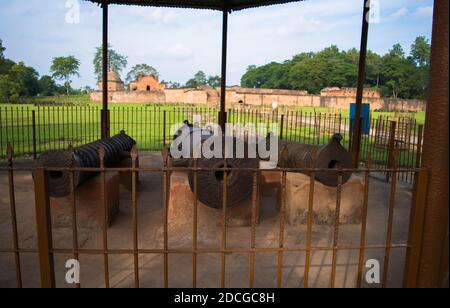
0 97 424 172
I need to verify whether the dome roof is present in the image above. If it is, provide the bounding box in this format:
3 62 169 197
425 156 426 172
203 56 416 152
108 69 122 82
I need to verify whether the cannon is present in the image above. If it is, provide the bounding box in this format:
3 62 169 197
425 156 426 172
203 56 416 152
277 133 353 186
36 132 136 198
171 122 258 209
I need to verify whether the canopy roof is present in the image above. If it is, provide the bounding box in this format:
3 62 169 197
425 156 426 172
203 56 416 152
85 0 306 11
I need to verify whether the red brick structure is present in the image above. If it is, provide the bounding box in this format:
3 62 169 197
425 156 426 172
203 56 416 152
98 69 125 92
129 75 165 92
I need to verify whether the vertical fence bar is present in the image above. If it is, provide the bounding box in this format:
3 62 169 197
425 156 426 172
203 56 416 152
304 149 317 288
98 146 110 288
404 169 429 288
357 157 372 288
386 121 397 182
249 171 258 288
163 110 167 148
330 170 343 288
32 110 37 160
221 161 228 288
382 150 398 288
67 145 80 288
192 159 198 288
277 171 287 288
7 144 22 288
163 156 169 288
280 114 285 140
33 167 55 288
131 146 139 288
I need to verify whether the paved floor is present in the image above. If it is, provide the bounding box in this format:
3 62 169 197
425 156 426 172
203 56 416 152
0 152 414 288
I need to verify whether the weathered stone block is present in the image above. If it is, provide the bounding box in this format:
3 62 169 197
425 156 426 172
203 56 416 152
50 172 120 229
285 173 364 225
168 172 257 234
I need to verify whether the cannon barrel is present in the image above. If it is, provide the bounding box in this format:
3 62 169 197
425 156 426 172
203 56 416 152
36 132 136 198
171 123 258 209
277 133 353 186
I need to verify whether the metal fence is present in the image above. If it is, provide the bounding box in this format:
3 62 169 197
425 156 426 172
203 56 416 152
0 106 424 183
0 143 429 288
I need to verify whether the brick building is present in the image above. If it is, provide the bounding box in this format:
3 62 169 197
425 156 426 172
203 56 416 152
129 75 166 92
98 69 125 92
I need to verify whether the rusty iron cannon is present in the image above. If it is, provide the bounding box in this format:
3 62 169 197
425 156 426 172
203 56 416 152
170 122 259 209
35 131 136 198
277 133 353 186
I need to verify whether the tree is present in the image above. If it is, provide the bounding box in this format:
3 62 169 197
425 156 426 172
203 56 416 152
240 37 429 99
0 39 5 59
0 58 15 75
410 36 431 67
0 75 20 102
38 75 58 96
185 71 207 88
93 45 128 82
207 75 221 88
50 56 80 95
161 80 182 89
380 45 410 98
10 62 40 97
126 64 159 83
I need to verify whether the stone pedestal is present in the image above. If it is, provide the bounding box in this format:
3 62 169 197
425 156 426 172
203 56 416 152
168 172 257 234
117 157 139 192
285 173 364 225
50 172 120 229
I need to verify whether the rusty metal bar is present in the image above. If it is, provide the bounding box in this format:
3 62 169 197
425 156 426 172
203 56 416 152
280 114 285 140
131 146 139 288
386 121 397 182
42 243 409 256
192 159 199 288
163 110 167 148
277 171 287 288
382 150 399 288
303 148 317 288
163 156 169 288
420 13 450 274
330 170 343 288
98 146 110 288
7 144 22 288
351 0 371 167
357 157 372 288
33 167 55 288
68 145 80 288
404 169 429 288
220 160 228 288
249 171 258 288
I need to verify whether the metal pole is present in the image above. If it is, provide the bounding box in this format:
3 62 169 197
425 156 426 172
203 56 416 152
34 168 55 288
351 0 371 168
417 0 449 288
101 1 109 139
219 9 229 132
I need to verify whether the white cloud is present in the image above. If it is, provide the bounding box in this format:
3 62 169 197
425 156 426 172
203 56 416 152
415 6 433 18
123 7 179 25
164 44 194 60
389 7 408 19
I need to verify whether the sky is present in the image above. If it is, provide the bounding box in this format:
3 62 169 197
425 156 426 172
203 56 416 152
0 0 434 89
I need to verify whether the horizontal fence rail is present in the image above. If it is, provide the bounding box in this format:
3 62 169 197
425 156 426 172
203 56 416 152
0 106 423 184
0 144 429 288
